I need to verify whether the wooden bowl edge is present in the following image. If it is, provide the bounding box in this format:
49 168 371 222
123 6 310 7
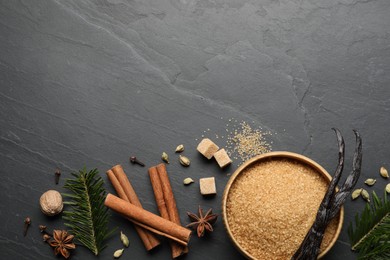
221 151 344 260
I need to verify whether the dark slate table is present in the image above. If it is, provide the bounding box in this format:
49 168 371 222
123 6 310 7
1 0 389 259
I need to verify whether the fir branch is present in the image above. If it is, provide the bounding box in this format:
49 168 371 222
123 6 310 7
62 168 115 255
348 191 390 260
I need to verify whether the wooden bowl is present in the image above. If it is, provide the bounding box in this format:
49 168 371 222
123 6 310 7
222 151 344 259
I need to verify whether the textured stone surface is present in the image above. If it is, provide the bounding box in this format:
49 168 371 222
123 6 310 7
1 0 389 259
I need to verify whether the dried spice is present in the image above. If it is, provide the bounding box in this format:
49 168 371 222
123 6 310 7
129 156 145 167
39 225 47 233
361 189 370 202
380 167 389 178
55 169 61 185
186 206 218 237
364 178 376 186
148 164 188 257
179 155 190 167
43 233 51 242
351 189 362 200
105 194 191 247
48 230 76 259
120 231 129 247
162 152 169 164
183 178 194 185
23 217 31 236
107 165 160 251
292 129 362 260
113 248 124 258
175 144 184 153
40 190 63 216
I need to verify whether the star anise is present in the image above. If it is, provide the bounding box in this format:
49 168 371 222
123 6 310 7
48 230 76 259
186 206 218 237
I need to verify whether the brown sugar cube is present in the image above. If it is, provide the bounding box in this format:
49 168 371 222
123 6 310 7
199 177 216 196
197 138 219 159
214 148 232 168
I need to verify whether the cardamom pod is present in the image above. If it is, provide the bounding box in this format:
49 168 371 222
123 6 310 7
175 144 184 153
120 231 129 247
361 189 370 202
113 249 124 259
183 177 194 185
162 152 169 164
364 178 376 186
380 166 389 178
386 183 390 194
179 155 190 167
351 188 362 200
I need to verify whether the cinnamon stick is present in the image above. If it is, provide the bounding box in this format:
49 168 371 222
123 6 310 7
105 194 192 246
106 165 160 250
156 164 183 226
149 166 187 258
148 166 170 219
157 164 189 255
106 170 127 200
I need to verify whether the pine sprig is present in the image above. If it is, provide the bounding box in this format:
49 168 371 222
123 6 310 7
62 168 115 255
348 191 390 259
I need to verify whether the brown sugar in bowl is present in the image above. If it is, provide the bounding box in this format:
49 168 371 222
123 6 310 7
222 151 344 260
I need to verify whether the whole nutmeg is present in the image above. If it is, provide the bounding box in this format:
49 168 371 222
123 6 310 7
40 190 63 216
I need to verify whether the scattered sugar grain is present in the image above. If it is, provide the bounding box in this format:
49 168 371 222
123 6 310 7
226 121 272 163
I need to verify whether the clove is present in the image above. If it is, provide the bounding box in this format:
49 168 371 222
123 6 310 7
24 217 31 236
129 156 145 167
39 225 47 233
55 169 61 185
43 234 51 242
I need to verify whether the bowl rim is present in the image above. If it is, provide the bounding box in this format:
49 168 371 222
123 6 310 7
222 151 344 259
